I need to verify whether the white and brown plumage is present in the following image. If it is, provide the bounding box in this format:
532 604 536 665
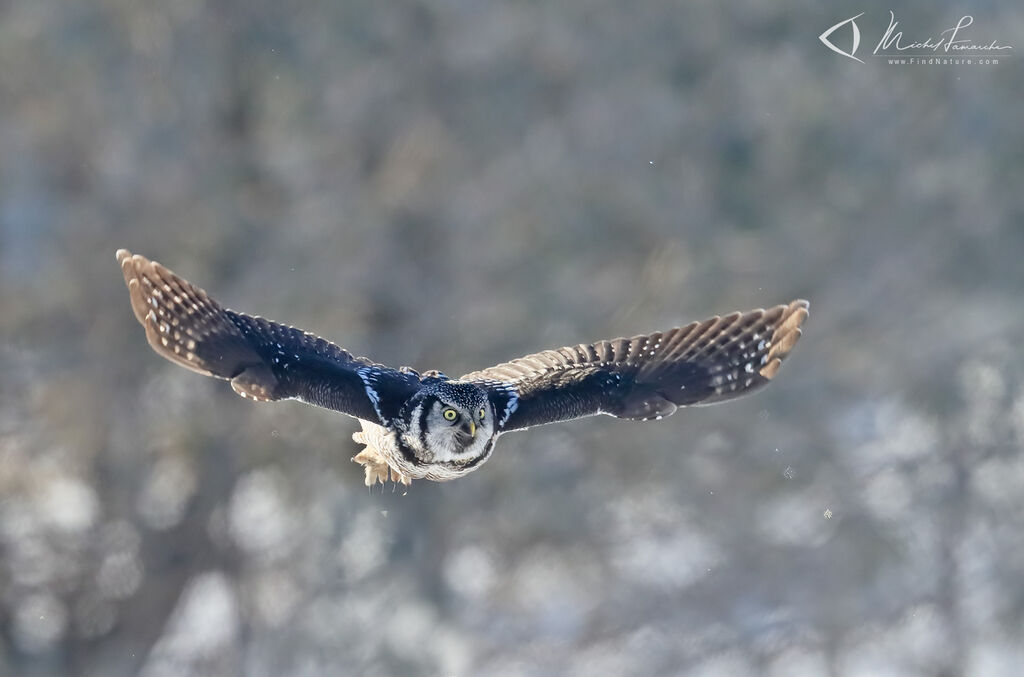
117 249 809 486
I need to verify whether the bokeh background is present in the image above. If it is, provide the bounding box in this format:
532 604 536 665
2 1 1023 675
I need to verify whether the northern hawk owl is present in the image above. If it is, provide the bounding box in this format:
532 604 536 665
117 250 808 485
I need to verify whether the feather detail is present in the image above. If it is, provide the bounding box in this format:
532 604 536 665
117 249 420 423
463 300 809 430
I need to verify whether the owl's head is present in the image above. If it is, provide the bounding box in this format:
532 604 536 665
407 380 495 465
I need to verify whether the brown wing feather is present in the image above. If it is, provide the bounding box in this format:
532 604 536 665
116 249 420 421
118 249 263 381
464 300 809 431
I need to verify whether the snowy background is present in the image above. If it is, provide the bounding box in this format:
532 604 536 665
2 1 1023 675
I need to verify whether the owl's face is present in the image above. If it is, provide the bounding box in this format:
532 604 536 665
408 381 495 465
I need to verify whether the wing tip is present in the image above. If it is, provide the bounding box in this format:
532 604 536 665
118 249 157 325
761 299 809 378
117 249 155 286
787 299 810 323
759 357 782 379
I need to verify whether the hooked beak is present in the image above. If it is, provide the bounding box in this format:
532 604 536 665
460 420 477 439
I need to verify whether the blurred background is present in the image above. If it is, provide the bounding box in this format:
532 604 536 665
1 1 1023 675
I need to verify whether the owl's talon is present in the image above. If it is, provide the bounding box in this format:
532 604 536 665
390 467 412 486
352 422 413 487
352 448 391 486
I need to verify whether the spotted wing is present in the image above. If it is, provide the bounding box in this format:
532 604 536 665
117 250 420 424
462 301 809 432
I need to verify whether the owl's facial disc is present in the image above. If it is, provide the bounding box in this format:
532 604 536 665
412 387 495 464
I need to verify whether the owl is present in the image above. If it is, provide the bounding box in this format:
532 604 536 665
117 250 808 486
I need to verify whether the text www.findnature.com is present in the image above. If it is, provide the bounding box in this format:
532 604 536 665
885 57 1001 65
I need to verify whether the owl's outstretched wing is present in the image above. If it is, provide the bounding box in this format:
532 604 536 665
117 250 420 425
462 300 809 433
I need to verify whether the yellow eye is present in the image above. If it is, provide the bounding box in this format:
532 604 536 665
479 407 486 419
443 408 458 421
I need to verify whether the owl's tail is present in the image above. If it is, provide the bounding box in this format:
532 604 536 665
117 249 283 401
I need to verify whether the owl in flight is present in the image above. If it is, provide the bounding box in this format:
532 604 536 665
117 250 808 486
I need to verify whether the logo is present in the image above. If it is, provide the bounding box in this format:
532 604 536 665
819 11 1013 65
819 13 865 63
